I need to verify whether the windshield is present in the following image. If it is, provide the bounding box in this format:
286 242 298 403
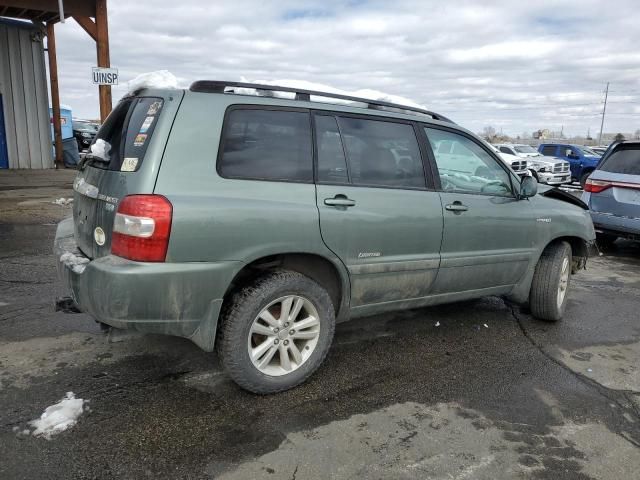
73 121 98 131
580 146 599 156
514 145 537 153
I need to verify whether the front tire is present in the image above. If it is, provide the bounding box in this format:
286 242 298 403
529 241 572 322
217 270 335 394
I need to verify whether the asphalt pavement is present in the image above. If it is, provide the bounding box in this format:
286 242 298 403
1 170 639 479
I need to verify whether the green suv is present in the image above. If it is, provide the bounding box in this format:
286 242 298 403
55 81 596 393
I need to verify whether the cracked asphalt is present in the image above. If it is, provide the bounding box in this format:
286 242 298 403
1 170 640 479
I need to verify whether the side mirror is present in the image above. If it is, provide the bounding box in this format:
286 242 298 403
519 175 538 199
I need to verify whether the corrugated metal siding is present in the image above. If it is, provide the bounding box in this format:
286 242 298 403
0 20 53 169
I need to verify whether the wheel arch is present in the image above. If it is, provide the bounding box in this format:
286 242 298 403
506 235 590 304
223 252 350 321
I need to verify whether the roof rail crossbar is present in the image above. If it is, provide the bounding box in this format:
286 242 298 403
189 80 453 123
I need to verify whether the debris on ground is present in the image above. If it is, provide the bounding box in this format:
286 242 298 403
484 324 489 328
52 198 73 206
435 321 440 327
29 392 87 440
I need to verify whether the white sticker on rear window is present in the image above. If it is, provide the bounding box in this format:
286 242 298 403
139 116 154 133
121 157 139 172
147 101 162 115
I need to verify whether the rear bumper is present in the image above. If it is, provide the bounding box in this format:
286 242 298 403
54 217 242 351
590 210 640 240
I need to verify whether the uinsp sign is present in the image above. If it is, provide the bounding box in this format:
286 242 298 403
92 67 119 85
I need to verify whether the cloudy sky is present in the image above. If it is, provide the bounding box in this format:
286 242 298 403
51 0 640 138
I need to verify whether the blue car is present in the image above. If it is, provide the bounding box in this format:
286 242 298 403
539 143 601 187
582 141 640 245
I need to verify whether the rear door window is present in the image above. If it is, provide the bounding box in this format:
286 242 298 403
541 145 557 156
315 115 349 183
336 116 425 189
599 145 640 175
218 108 313 182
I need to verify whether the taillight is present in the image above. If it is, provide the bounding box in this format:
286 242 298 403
584 178 612 193
112 195 172 262
584 178 640 193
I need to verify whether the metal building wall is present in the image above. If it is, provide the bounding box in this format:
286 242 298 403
0 19 53 169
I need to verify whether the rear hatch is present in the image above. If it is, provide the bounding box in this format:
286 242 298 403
73 92 182 259
587 144 640 218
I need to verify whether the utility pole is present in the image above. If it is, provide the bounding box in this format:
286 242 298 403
598 82 609 145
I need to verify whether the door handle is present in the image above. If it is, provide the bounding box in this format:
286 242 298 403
445 201 468 213
324 195 356 207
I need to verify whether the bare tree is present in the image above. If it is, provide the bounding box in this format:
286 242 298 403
634 129 640 140
482 126 496 140
614 133 625 142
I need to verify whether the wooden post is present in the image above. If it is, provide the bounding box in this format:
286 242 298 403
46 22 64 168
95 0 111 122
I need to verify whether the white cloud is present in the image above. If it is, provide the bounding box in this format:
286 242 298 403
49 0 640 136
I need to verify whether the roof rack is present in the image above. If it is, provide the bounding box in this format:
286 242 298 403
189 80 454 123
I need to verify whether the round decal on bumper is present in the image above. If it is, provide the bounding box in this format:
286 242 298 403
94 227 106 246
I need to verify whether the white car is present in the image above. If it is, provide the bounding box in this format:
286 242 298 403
486 144 529 177
495 144 571 186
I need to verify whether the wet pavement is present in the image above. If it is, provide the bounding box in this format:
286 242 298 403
1 172 640 479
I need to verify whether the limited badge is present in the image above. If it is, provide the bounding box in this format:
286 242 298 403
147 101 162 115
133 133 147 147
94 227 106 246
121 157 139 172
139 116 154 133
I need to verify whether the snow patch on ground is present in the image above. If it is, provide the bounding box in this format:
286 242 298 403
28 392 87 440
60 252 90 274
128 70 179 93
52 198 73 206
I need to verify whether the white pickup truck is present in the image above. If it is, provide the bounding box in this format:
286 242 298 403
495 144 571 186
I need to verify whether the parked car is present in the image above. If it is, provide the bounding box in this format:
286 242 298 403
487 144 529 177
72 120 99 151
494 144 570 185
582 141 640 245
54 81 596 393
589 146 608 156
538 144 601 187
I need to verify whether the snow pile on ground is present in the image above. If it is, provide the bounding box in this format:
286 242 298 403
52 198 73 206
60 251 90 274
237 78 426 110
28 392 87 440
90 139 111 161
128 70 179 93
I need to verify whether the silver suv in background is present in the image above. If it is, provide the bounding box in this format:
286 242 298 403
582 141 640 246
495 144 571 186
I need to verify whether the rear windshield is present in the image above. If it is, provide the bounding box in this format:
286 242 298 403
90 97 163 171
599 145 640 175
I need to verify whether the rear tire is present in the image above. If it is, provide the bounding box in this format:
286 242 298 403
529 241 572 322
217 270 335 394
